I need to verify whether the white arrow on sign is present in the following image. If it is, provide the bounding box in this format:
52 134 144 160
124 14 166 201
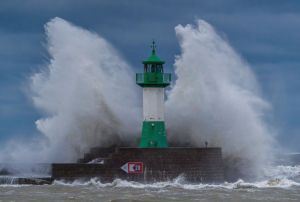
120 162 143 173
121 163 129 173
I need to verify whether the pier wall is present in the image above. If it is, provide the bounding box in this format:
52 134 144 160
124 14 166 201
52 147 224 183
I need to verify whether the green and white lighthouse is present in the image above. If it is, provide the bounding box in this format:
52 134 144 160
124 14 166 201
136 40 171 148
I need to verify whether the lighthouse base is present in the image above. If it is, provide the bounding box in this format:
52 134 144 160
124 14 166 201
139 121 168 148
52 147 224 184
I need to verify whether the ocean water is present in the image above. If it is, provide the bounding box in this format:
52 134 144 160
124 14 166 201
1 165 300 202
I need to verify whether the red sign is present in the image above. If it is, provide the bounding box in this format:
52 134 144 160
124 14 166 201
121 162 143 173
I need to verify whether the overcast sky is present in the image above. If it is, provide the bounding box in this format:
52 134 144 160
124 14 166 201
0 0 299 151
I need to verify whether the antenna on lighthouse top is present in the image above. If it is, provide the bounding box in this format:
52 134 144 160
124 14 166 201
151 39 156 54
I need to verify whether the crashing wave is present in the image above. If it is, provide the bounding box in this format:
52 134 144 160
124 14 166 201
52 173 300 189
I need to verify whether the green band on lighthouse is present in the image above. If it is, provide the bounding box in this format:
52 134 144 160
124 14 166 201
139 121 168 148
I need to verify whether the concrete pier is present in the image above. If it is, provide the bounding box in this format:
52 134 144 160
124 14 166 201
52 147 224 183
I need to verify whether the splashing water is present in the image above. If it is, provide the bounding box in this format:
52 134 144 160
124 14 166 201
51 176 300 190
263 165 300 179
29 17 141 162
165 19 275 179
1 18 276 180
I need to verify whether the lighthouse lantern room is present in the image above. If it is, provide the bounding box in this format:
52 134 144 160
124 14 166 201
136 40 171 148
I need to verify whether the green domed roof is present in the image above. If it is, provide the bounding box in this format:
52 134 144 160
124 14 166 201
142 40 165 64
142 53 165 64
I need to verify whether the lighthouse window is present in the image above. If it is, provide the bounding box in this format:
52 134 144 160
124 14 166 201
151 64 155 73
156 65 162 73
144 64 151 73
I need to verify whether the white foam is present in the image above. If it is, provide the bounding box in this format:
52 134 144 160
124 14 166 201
2 171 299 189
223 179 300 189
263 165 300 179
52 174 300 190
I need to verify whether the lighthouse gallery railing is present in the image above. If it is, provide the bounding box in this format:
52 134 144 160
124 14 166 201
136 73 171 84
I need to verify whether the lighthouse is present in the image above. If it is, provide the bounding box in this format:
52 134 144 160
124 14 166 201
136 40 171 148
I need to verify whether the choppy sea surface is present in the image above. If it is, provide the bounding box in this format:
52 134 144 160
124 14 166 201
1 165 300 202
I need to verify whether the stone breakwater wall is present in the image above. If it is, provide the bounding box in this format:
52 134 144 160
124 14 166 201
52 147 224 183
77 147 116 163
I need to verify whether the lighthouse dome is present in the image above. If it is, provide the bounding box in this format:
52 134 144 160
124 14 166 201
142 54 165 64
142 40 165 64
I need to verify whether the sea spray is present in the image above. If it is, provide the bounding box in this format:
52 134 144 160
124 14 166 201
165 19 275 180
263 165 300 179
29 17 141 162
0 18 276 180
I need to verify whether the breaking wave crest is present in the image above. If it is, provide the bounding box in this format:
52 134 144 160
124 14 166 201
1 165 300 189
263 165 300 179
52 174 300 190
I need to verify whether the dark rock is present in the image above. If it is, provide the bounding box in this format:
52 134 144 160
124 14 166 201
18 178 53 185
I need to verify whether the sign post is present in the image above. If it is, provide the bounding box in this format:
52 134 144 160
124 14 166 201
121 162 143 173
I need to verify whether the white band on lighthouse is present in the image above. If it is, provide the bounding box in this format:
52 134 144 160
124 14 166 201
143 88 164 121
